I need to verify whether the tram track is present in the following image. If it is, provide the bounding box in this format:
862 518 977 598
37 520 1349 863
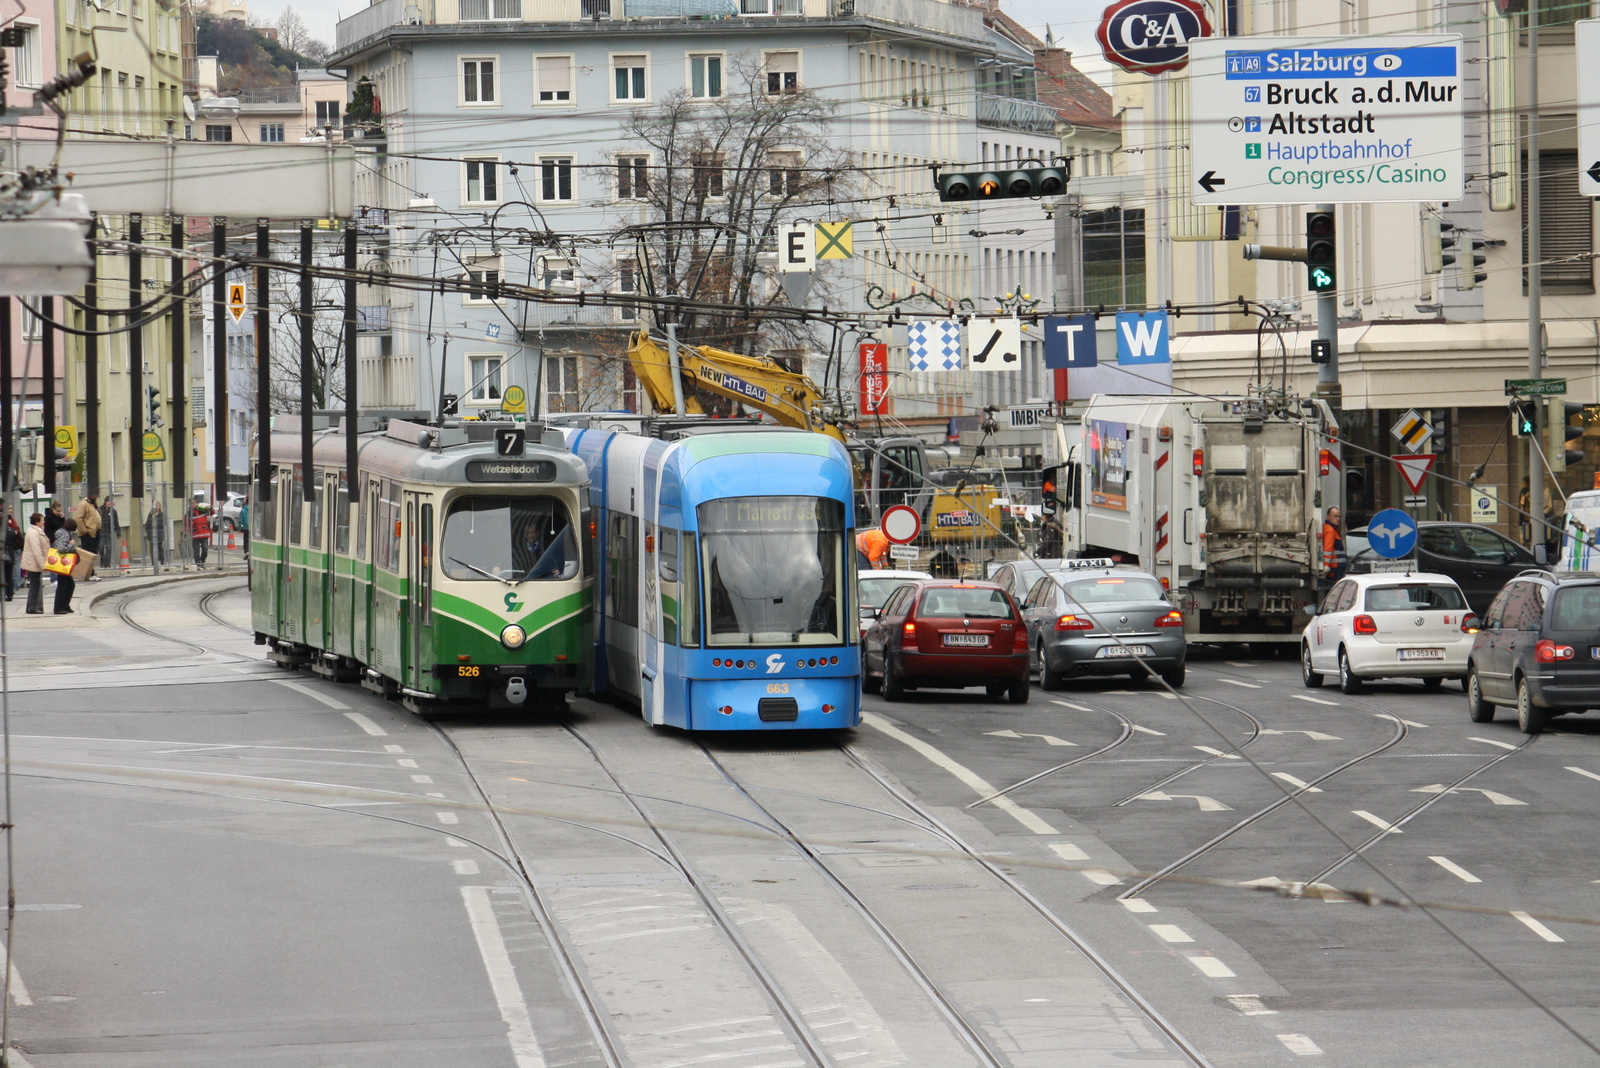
198 584 253 635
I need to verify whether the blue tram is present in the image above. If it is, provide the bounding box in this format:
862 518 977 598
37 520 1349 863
565 422 861 730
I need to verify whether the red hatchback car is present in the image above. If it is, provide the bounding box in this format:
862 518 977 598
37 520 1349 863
861 581 1031 703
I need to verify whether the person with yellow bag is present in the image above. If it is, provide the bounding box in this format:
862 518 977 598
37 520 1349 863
19 512 48 615
48 517 79 615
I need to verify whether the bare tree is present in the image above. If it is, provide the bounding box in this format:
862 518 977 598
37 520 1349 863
273 7 315 58
610 58 857 355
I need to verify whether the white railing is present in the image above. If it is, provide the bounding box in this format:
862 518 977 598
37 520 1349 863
976 93 1059 133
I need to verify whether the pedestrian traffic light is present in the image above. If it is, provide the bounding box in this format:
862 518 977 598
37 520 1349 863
937 163 1067 202
147 384 163 429
1549 400 1587 472
1306 211 1336 292
1513 399 1537 437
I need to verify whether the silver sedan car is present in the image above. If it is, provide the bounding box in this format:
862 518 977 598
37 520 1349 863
1019 562 1187 688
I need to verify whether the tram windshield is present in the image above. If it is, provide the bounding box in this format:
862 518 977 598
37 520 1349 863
441 497 578 583
698 496 845 647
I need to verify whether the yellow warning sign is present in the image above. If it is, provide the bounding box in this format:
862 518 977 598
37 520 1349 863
501 384 527 415
141 431 165 462
227 284 247 324
53 425 77 460
815 220 853 260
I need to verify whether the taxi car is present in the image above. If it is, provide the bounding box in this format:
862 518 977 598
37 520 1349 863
1018 560 1186 689
1302 571 1478 694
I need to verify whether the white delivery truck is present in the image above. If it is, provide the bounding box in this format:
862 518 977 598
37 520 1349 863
1043 394 1342 645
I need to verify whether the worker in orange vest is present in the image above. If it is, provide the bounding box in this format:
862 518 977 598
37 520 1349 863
1321 506 1346 582
856 527 890 570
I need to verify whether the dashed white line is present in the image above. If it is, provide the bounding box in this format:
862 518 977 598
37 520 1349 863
447 837 469 848
436 811 460 825
452 859 481 876
1149 924 1194 943
1082 870 1122 886
1567 766 1600 783
342 711 386 735
411 774 434 784
396 758 419 768
865 712 1057 834
461 886 548 1068
272 678 349 709
1194 746 1242 760
1049 843 1089 861
1219 679 1261 689
1429 856 1481 883
1277 1033 1323 1056
383 744 405 753
1351 811 1402 834
1121 898 1158 914
1227 995 1277 1015
1153 691 1177 700
1050 700 1095 713
1271 773 1323 793
1188 956 1236 978
1225 661 1253 667
0 943 30 1006
1293 694 1339 706
1511 911 1564 942
1375 713 1430 728
1469 736 1518 751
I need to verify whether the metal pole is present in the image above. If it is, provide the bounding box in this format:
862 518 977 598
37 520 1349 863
1528 2 1545 558
41 297 54 499
212 219 228 510
170 218 186 500
665 322 686 416
84 216 99 496
255 221 272 502
343 222 358 484
299 223 315 505
129 214 145 499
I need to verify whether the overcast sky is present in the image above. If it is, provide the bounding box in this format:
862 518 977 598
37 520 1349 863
250 0 1113 86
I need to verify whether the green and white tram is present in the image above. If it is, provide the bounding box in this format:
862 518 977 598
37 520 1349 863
251 415 592 708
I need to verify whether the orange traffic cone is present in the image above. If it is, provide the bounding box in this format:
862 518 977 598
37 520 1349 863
226 529 239 551
119 539 130 570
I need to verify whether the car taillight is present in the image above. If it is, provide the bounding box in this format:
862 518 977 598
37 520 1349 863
1014 628 1029 651
1536 639 1576 662
1352 615 1377 635
1154 610 1184 628
1056 614 1093 631
1461 613 1480 634
1193 448 1204 476
903 621 917 637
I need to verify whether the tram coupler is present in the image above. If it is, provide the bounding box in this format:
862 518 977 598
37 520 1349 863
504 677 527 706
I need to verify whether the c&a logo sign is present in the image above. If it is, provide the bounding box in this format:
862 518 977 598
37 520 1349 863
1096 0 1212 75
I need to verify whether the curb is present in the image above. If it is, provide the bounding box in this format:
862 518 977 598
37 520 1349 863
83 567 250 612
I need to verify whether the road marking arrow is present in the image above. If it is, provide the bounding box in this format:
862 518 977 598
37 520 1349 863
1411 784 1526 805
1137 791 1233 811
1194 745 1242 760
1260 729 1342 740
1375 713 1429 728
1130 724 1166 736
1220 678 1261 688
1352 810 1402 833
986 729 1077 746
1469 736 1518 750
1271 772 1324 793
1198 170 1226 193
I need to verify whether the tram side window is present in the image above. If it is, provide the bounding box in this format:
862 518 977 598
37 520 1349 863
680 535 700 647
308 468 324 550
384 480 402 571
607 513 639 626
288 466 304 546
358 479 376 561
254 471 276 541
335 473 350 554
420 504 433 622
440 497 578 582
660 528 679 645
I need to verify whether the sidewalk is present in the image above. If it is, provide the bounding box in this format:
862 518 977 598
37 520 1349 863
0 565 248 630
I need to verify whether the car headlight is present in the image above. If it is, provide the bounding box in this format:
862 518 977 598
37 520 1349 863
501 624 526 650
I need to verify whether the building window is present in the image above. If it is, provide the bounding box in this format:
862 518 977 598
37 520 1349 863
613 55 647 102
8 22 40 89
622 362 641 413
546 355 579 413
468 354 505 404
616 257 641 320
539 157 574 202
689 53 723 99
692 151 725 199
460 0 521 18
767 150 802 196
259 123 285 142
461 57 498 106
616 154 649 199
1524 147 1593 293
763 50 800 94
742 0 801 12
1081 207 1146 307
315 99 341 127
205 124 232 142
464 157 501 204
535 54 573 103
464 259 503 304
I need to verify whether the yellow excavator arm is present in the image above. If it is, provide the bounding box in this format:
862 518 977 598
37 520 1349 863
627 331 847 445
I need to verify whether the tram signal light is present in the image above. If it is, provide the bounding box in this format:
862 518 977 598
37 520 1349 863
1305 211 1336 292
937 164 1067 203
1513 399 1537 437
147 384 163 429
1550 400 1587 472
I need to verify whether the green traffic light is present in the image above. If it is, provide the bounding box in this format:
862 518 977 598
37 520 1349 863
1309 266 1336 292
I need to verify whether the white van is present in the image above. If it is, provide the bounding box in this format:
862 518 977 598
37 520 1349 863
1557 490 1600 571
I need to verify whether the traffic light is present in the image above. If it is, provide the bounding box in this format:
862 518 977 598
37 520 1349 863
937 163 1067 203
1549 400 1586 472
147 384 163 429
1513 399 1538 437
1305 211 1336 292
1040 465 1060 517
1460 240 1488 290
1422 218 1457 275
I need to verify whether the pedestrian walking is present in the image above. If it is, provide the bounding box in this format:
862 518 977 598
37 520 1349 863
71 493 102 562
51 517 77 614
239 499 250 555
101 495 122 562
4 509 23 602
20 513 47 614
145 498 168 570
192 505 212 566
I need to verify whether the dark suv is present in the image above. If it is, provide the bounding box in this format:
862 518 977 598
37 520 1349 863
1466 570 1600 733
1348 521 1541 616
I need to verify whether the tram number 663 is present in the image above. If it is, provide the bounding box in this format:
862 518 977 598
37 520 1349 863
767 682 790 694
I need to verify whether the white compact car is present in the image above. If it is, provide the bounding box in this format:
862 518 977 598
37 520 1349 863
858 569 931 637
1302 572 1479 694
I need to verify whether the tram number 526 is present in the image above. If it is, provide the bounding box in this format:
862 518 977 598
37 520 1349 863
767 682 790 694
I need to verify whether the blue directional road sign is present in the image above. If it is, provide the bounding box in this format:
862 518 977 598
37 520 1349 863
1366 508 1418 559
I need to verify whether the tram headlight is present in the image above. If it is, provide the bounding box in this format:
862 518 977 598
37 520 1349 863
500 624 527 650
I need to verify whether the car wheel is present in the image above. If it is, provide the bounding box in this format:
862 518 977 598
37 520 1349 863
1466 668 1495 723
882 657 905 702
1160 664 1185 689
1007 675 1030 704
219 517 235 532
1301 643 1324 688
1038 642 1064 691
1338 648 1362 694
1516 676 1546 735
1422 676 1443 691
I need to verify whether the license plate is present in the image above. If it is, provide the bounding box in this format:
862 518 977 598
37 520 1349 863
1398 648 1444 661
1591 647 1600 660
1097 644 1153 658
943 633 989 647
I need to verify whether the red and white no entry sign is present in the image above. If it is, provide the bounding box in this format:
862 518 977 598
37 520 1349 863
880 505 921 544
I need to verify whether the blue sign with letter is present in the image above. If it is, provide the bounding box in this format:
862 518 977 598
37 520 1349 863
1366 508 1418 559
1043 315 1097 369
1115 311 1170 365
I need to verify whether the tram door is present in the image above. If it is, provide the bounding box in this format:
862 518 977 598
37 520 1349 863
404 493 431 689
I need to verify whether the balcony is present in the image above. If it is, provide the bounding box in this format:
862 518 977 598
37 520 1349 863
337 0 985 52
975 93 1059 134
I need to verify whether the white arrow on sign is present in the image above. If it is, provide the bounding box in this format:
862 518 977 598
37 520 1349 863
1260 729 1343 741
1368 520 1414 552
1136 791 1233 812
1411 784 1527 806
986 729 1077 747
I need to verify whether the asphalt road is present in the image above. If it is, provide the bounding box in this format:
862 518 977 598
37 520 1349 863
8 578 1600 1067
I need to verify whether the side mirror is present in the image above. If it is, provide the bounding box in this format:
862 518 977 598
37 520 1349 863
1303 603 1317 617
859 605 879 620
